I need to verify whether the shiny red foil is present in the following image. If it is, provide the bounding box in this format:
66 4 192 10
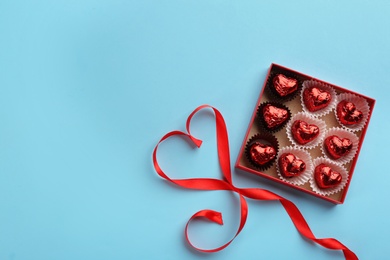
303 87 331 112
278 153 306 178
273 74 298 97
249 142 276 165
291 120 319 144
262 104 288 129
337 100 363 125
324 135 353 159
315 163 342 189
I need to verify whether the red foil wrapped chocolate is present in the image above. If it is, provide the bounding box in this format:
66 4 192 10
245 133 279 170
303 87 332 112
262 104 288 129
237 64 375 204
291 120 320 145
336 100 363 125
314 163 342 189
249 142 276 166
278 153 306 178
272 74 298 97
324 135 353 159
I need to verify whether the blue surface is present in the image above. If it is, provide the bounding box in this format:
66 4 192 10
0 1 389 259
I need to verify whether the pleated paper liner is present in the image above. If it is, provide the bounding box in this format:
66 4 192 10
286 112 327 149
335 93 370 132
309 158 349 196
301 80 337 117
321 127 359 165
276 146 313 186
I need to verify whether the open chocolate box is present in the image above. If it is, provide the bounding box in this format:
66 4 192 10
235 63 375 204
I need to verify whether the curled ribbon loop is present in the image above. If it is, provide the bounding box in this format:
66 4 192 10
152 105 358 260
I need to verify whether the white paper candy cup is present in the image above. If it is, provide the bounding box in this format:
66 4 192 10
276 146 313 185
321 127 359 165
335 93 370 132
309 157 348 196
301 80 337 117
286 112 327 149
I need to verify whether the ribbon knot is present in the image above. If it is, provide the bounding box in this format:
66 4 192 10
153 105 358 260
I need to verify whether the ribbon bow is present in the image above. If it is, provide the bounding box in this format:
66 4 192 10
153 105 358 259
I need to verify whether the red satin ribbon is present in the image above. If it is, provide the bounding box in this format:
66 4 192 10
152 105 358 260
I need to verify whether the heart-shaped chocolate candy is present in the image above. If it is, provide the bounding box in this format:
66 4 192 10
303 87 331 112
314 163 342 189
249 142 276 166
278 153 306 178
324 135 352 159
262 104 289 129
291 120 320 145
336 100 363 125
272 74 298 97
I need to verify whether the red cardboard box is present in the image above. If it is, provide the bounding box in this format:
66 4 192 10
235 64 375 204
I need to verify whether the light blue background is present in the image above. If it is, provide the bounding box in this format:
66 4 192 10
0 1 388 259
